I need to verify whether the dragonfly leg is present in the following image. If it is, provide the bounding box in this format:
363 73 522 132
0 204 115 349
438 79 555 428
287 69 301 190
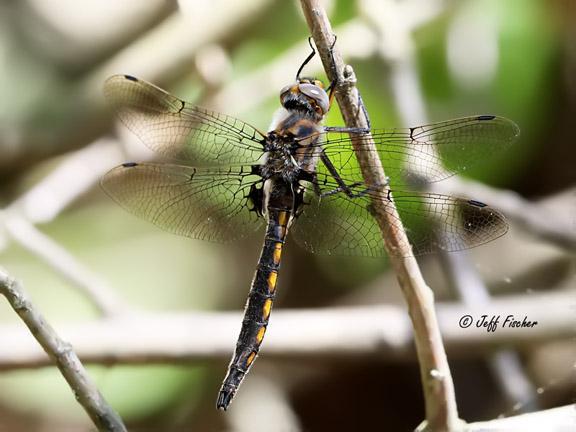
320 181 367 198
319 150 389 199
320 179 391 199
325 34 338 104
356 89 371 130
325 39 372 132
323 125 370 134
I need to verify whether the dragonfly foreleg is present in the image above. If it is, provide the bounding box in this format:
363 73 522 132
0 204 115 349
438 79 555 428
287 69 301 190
325 38 372 132
356 90 371 130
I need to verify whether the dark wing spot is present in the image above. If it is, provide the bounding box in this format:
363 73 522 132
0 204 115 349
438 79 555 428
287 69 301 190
122 162 138 168
123 75 138 82
477 115 495 121
468 199 487 208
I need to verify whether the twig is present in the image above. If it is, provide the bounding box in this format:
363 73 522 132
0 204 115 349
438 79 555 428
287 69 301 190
1 138 129 316
2 214 125 316
362 0 539 417
1 290 571 371
299 1 460 430
0 268 126 432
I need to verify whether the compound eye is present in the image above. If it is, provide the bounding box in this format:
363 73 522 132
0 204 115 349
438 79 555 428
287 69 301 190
279 84 292 97
298 83 329 114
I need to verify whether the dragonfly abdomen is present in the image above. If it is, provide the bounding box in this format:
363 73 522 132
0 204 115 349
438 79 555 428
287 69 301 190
217 208 290 410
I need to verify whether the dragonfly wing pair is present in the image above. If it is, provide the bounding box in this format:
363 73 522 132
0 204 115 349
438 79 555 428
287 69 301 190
102 74 517 257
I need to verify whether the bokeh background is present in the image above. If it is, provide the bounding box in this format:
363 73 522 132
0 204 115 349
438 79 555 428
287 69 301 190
0 0 574 431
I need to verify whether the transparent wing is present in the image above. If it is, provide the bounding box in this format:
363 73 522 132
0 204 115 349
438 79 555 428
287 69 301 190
291 175 508 258
317 116 519 187
104 75 265 166
101 162 264 242
292 181 385 257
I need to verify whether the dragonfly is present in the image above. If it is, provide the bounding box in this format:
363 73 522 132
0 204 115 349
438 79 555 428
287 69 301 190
102 60 519 410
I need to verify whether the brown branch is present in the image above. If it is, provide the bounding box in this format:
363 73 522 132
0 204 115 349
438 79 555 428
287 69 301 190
0 290 572 369
299 1 460 430
365 7 541 412
0 269 126 432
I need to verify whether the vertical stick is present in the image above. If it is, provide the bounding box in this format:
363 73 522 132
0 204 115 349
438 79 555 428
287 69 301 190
0 269 127 432
298 1 461 430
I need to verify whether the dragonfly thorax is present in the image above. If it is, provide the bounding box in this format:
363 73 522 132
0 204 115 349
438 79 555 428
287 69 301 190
261 133 301 181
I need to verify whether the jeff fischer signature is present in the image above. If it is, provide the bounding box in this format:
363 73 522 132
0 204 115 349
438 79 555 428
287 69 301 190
459 314 539 332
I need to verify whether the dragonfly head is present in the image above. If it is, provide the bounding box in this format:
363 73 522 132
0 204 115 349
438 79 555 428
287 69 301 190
279 78 329 120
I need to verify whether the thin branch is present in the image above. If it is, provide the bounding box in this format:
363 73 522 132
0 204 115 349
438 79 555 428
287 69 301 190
1 138 129 316
362 0 540 416
0 268 126 432
2 214 125 317
1 290 571 369
299 1 460 430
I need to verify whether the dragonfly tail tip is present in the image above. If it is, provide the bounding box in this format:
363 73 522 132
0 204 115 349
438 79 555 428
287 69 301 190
216 389 235 411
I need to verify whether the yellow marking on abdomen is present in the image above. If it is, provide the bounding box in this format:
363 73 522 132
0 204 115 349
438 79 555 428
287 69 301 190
262 298 273 320
245 351 257 368
272 242 283 265
277 211 289 227
255 326 266 344
267 271 278 293
272 242 282 265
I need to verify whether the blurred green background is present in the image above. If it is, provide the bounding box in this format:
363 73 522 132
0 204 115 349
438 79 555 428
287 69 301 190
0 0 574 431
